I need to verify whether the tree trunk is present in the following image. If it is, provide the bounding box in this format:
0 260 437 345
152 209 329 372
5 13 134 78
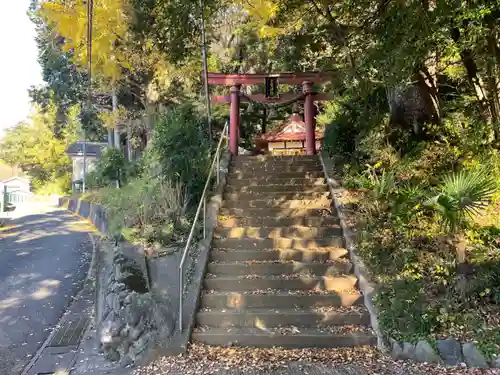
451 26 494 125
487 24 500 143
387 70 440 140
126 120 133 162
112 88 121 149
144 100 157 144
453 233 473 298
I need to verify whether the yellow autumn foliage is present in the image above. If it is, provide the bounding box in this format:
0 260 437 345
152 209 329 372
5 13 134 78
233 0 304 38
40 0 130 82
98 105 129 129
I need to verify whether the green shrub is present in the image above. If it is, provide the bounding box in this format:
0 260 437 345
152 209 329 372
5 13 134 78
85 149 143 190
85 170 107 190
150 104 211 203
322 110 358 160
96 148 127 186
99 176 189 245
322 88 388 164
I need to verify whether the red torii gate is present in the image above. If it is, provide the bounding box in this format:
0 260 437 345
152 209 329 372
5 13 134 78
208 72 333 155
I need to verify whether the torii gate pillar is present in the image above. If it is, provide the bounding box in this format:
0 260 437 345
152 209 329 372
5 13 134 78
302 81 316 155
230 84 241 155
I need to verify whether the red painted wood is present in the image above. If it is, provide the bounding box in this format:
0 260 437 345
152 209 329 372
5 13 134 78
211 92 333 104
207 72 332 85
303 83 316 155
230 85 240 155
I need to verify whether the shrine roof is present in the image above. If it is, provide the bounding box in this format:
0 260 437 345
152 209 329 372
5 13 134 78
257 114 324 142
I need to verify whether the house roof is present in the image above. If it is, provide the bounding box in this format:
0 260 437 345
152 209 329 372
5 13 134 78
66 141 108 156
1 176 30 185
257 113 324 142
0 162 25 182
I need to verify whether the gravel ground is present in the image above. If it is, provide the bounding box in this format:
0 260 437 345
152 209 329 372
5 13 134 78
134 344 500 375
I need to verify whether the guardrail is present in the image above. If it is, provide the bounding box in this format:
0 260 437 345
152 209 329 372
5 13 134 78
6 191 34 204
1 189 35 212
178 122 229 331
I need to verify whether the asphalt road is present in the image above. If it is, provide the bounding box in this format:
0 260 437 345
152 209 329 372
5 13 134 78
0 208 93 375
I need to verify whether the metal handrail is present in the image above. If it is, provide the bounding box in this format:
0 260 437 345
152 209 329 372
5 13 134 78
178 121 229 331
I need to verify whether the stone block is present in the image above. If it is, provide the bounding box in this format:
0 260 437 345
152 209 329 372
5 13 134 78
493 356 500 368
120 354 134 368
129 320 145 341
401 342 416 360
437 338 463 366
415 340 441 364
104 348 120 362
106 292 118 310
125 304 142 326
391 340 403 360
462 342 489 368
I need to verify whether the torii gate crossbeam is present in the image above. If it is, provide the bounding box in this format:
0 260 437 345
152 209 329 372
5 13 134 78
208 72 333 155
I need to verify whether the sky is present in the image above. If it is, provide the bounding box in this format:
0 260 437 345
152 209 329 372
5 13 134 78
0 1 43 137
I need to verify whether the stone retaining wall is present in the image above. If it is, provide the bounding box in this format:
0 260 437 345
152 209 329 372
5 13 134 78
318 153 500 369
318 153 387 352
391 338 499 368
97 243 173 367
59 198 171 367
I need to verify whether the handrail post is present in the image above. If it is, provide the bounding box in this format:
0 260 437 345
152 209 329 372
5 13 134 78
216 151 220 185
203 196 206 239
179 268 183 330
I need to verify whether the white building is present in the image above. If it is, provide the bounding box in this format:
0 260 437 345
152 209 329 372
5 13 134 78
0 176 31 194
66 141 108 189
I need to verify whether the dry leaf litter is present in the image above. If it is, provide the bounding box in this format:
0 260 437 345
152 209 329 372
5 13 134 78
134 343 500 375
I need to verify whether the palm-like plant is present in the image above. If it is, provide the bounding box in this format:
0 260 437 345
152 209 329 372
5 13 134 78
426 168 497 295
427 168 497 234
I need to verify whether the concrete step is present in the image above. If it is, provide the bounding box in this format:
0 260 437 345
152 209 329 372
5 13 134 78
232 155 320 163
191 327 376 348
200 291 364 309
223 191 331 202
227 177 326 187
212 237 344 250
206 260 352 276
217 215 340 228
210 248 349 262
224 191 329 201
222 198 332 209
225 185 328 194
214 226 342 239
196 308 371 328
231 171 325 180
230 165 324 173
203 275 358 292
230 157 321 166
219 207 335 218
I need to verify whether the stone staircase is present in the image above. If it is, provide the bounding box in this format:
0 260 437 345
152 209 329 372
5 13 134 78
192 155 376 348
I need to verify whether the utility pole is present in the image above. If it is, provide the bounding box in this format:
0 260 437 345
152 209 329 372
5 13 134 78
199 0 212 144
83 0 94 193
